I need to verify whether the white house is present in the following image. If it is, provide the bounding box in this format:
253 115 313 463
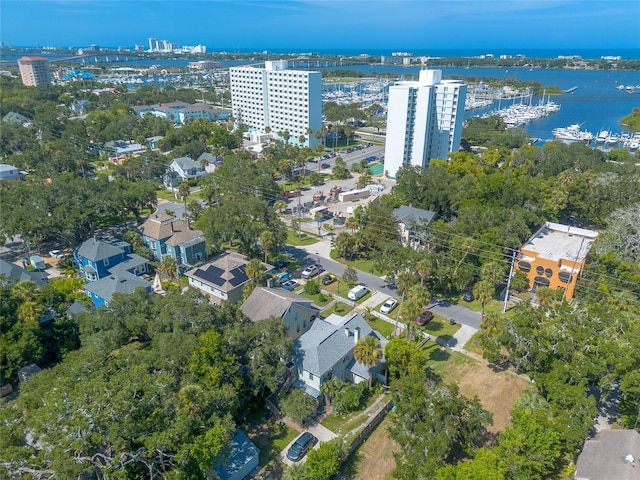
165 157 208 185
294 312 387 398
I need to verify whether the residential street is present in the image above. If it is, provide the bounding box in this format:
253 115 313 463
285 236 482 332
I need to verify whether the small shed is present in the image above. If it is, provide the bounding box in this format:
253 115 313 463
212 430 260 480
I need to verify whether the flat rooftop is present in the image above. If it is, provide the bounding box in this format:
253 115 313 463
522 222 598 263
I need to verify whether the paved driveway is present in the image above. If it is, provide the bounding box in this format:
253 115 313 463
279 421 337 467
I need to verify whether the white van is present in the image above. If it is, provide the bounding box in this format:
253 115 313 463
348 285 368 301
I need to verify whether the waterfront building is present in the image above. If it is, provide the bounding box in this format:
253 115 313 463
516 222 598 301
229 60 322 148
17 56 51 86
383 69 467 178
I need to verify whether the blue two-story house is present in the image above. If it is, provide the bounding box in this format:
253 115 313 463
75 238 151 308
138 213 206 267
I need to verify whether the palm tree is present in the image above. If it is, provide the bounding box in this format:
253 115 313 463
178 182 190 225
416 256 434 286
535 286 555 307
320 376 343 406
245 258 264 282
353 335 383 387
273 200 287 214
259 230 275 263
400 299 422 341
160 255 179 279
473 280 494 319
481 262 506 287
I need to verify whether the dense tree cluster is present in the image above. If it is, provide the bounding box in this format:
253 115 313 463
0 278 83 384
0 289 292 479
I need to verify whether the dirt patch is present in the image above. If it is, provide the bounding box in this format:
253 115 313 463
341 416 399 480
451 362 533 432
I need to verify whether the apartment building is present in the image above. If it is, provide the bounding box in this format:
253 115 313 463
517 222 598 301
230 60 322 148
384 69 466 178
18 57 51 86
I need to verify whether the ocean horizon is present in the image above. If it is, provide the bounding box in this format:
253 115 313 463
4 46 640 61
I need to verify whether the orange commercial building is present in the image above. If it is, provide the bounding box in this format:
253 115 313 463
18 56 51 86
516 222 598 301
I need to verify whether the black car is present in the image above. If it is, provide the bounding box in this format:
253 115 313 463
463 291 474 302
286 432 317 462
321 274 335 285
321 163 331 169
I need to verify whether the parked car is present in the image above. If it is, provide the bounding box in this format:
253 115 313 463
321 163 331 169
286 432 317 462
416 310 434 326
301 264 322 279
321 274 335 285
463 291 474 302
380 297 398 314
281 280 299 291
49 249 64 259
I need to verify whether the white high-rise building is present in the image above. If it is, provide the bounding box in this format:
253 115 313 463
384 69 467 178
230 60 322 148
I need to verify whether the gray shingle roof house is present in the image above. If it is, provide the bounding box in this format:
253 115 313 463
186 252 273 304
3 111 31 124
294 312 388 398
75 238 150 308
0 164 27 181
0 259 47 286
241 287 320 339
574 429 640 480
212 430 260 480
393 205 438 248
84 273 151 308
165 157 207 185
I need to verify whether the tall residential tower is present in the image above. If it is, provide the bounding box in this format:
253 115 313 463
230 60 322 148
384 69 466 178
18 57 51 86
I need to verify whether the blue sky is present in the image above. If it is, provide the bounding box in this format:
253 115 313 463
2 1 639 52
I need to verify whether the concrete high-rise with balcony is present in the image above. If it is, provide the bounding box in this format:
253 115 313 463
18 57 51 86
384 69 466 178
230 60 322 148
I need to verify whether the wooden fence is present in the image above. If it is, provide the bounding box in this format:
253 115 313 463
346 399 394 457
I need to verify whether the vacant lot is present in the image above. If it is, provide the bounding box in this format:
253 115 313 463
342 351 534 478
453 358 534 432
341 416 399 480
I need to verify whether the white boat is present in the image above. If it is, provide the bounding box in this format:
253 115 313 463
552 124 594 142
596 130 609 143
629 141 639 152
607 134 620 145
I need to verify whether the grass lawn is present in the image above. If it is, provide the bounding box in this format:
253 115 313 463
286 230 319 246
340 416 398 480
156 189 176 201
464 331 484 356
367 317 396 339
420 314 462 340
321 392 389 436
244 411 300 466
320 300 354 318
299 290 333 307
329 250 380 275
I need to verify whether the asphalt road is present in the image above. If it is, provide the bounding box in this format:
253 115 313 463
284 244 482 331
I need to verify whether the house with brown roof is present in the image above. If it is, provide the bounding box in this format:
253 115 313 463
186 252 273 304
138 213 206 266
241 287 320 339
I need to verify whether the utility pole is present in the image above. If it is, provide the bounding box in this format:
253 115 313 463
502 249 516 313
297 193 302 238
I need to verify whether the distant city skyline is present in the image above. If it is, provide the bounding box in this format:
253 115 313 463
2 1 639 53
